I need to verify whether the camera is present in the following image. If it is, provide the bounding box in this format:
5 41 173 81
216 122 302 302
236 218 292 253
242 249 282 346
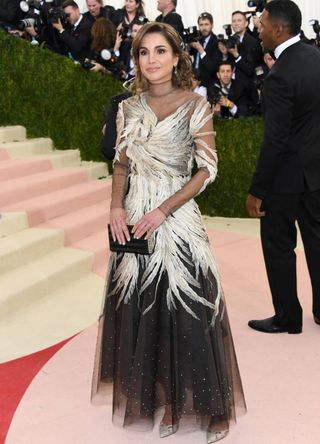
210 84 222 106
182 26 201 44
18 17 39 30
119 24 131 39
19 0 42 13
218 25 240 50
309 19 320 48
82 58 96 70
47 6 68 25
247 0 266 14
82 50 126 81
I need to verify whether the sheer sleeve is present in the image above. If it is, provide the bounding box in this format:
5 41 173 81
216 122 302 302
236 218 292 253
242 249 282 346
110 101 130 210
158 97 217 217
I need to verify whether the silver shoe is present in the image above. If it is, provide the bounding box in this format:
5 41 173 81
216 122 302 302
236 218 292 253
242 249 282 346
159 422 179 438
207 429 229 443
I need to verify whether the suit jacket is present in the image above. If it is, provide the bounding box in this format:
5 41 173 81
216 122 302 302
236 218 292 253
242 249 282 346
249 41 320 199
102 92 132 160
232 31 262 85
155 10 184 36
191 33 222 87
209 78 259 118
58 15 92 62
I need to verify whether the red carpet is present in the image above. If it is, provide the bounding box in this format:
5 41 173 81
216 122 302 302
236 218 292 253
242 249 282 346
0 338 74 444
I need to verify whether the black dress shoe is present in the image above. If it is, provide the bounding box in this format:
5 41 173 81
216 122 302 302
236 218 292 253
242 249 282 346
248 316 302 334
314 315 320 325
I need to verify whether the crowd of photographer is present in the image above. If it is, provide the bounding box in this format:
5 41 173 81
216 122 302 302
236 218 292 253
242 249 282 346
1 0 320 120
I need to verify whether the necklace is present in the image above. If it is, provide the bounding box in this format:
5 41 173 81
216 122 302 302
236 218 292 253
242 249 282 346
147 88 175 98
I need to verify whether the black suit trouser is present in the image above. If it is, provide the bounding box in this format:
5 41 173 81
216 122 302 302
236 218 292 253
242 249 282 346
260 189 320 328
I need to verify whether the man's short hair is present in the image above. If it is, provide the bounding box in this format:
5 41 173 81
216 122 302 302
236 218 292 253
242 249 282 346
87 0 103 4
217 61 233 72
62 0 79 9
198 12 213 25
232 11 247 20
172 0 177 7
265 0 301 36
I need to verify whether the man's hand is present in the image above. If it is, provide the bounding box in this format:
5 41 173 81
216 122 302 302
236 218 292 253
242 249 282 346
219 96 233 108
189 41 204 54
25 25 37 37
212 103 221 116
228 45 239 59
246 194 265 218
52 18 63 32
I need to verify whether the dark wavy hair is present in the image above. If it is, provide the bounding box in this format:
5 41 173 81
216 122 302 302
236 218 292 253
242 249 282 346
132 22 193 93
91 18 116 51
122 0 145 17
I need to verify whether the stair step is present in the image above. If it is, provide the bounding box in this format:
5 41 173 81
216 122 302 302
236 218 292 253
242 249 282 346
72 229 109 270
0 247 93 318
81 160 109 180
0 212 29 237
37 202 109 244
0 125 26 143
0 273 104 362
0 148 10 160
0 227 64 274
0 168 89 207
0 157 53 182
37 149 81 168
2 179 112 226
1 138 53 157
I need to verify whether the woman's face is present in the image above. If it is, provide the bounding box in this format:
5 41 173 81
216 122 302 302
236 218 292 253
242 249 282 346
138 32 178 85
125 0 139 13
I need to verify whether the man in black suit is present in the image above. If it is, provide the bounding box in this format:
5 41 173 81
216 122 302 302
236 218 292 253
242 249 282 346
53 0 92 63
218 11 262 87
210 62 259 118
190 12 222 88
156 0 184 36
246 0 320 334
83 0 120 27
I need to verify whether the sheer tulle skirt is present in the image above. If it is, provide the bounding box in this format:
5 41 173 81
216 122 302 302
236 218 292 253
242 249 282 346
91 248 246 432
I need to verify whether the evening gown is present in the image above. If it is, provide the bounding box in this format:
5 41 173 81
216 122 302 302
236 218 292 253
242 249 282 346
91 91 246 431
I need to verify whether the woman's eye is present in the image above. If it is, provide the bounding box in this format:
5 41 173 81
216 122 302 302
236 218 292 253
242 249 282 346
157 48 165 54
139 50 147 56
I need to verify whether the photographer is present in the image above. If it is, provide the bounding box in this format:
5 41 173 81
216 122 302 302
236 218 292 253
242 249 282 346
118 18 146 80
218 11 263 87
86 17 126 80
83 0 120 28
190 12 222 87
20 1 66 54
209 61 259 118
53 0 92 62
0 0 21 29
156 0 184 37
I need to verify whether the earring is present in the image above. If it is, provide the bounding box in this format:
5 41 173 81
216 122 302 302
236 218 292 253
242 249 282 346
174 65 178 75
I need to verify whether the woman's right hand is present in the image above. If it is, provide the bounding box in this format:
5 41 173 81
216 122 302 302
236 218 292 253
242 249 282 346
109 208 130 245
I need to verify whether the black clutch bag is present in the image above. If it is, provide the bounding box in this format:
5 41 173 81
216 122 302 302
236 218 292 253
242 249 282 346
108 224 155 255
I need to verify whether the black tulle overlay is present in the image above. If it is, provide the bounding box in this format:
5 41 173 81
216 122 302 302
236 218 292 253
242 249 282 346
91 94 246 433
91 249 246 432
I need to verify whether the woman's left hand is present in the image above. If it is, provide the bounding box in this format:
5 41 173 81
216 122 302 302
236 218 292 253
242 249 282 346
132 208 166 239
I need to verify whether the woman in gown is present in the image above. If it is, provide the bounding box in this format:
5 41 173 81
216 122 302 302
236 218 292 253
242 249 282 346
92 22 246 443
